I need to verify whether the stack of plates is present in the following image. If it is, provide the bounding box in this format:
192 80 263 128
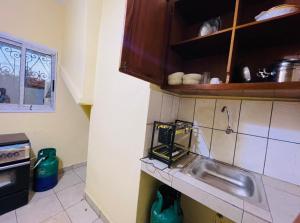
183 73 202 85
168 72 184 85
255 4 299 21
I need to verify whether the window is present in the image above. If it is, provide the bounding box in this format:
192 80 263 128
0 33 56 112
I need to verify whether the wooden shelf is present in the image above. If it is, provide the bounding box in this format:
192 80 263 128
171 28 232 59
236 11 300 30
235 11 300 47
164 82 300 98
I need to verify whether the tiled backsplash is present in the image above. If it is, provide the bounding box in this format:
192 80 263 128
145 89 300 186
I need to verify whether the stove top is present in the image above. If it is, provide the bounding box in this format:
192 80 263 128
0 134 30 164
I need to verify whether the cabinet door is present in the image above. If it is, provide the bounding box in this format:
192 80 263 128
120 0 169 85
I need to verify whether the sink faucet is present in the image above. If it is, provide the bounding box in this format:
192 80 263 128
221 106 234 134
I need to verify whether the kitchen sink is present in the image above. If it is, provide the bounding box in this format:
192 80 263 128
182 156 268 209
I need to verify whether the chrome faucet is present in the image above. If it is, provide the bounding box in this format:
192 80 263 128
221 106 234 134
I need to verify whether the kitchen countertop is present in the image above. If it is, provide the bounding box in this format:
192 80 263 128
141 155 300 223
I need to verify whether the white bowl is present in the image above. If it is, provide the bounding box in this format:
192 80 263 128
183 78 199 85
183 73 202 81
168 72 184 80
168 78 182 85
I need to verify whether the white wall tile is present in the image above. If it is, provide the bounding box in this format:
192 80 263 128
265 185 300 223
265 139 300 185
270 101 300 143
147 90 162 124
177 98 195 123
238 100 272 137
194 99 216 128
144 124 158 156
192 127 212 157
160 94 173 122
214 99 241 132
210 130 236 164
234 134 267 174
171 96 180 121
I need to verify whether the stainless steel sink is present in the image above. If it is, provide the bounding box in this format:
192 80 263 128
182 156 268 209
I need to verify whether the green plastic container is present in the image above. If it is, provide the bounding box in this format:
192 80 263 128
34 148 58 192
151 185 183 223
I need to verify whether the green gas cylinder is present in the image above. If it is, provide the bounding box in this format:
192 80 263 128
151 185 183 223
33 148 58 192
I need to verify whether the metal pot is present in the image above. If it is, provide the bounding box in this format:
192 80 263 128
272 59 300 82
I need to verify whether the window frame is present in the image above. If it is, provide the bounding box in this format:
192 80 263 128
0 32 57 113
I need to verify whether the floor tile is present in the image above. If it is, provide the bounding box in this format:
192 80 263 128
57 183 85 209
16 194 63 223
74 166 87 182
0 210 17 223
93 219 104 223
29 188 55 202
42 211 71 223
66 200 98 223
54 171 82 192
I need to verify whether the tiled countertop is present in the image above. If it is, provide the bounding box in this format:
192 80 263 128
141 156 300 223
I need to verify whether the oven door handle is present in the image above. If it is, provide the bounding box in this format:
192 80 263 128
0 161 30 171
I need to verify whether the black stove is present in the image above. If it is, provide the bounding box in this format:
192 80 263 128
0 133 31 215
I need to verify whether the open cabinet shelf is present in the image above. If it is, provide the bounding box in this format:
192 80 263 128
164 82 300 98
171 28 233 59
120 0 300 99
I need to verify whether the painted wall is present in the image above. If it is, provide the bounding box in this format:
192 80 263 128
0 0 90 167
85 0 151 222
61 0 102 105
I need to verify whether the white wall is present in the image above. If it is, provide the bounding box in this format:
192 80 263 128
61 0 102 105
85 0 151 222
0 0 90 168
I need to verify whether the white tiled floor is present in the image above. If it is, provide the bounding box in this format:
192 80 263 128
0 165 103 223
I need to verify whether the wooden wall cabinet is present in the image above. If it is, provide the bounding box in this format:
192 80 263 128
120 0 300 98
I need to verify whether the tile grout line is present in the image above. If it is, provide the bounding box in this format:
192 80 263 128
209 99 217 157
194 123 300 144
53 168 87 223
15 210 19 223
263 101 274 175
232 100 242 165
158 93 164 122
54 169 77 223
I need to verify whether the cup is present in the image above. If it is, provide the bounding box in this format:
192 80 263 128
202 72 211 84
210 77 222 84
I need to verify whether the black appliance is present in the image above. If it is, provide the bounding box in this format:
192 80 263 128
0 133 31 215
149 120 193 167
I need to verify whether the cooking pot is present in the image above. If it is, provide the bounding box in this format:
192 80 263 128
272 59 300 82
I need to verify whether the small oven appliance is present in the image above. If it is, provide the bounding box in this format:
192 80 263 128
0 133 31 215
